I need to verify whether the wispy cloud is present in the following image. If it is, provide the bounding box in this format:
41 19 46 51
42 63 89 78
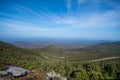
0 18 65 32
1 6 120 29
49 10 120 28
78 0 86 5
0 0 120 40
66 0 71 14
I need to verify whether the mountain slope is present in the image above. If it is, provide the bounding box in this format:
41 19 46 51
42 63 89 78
63 42 120 60
0 41 120 80
32 42 120 61
0 41 46 69
1 41 120 63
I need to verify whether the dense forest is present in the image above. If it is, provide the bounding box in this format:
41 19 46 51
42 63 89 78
0 41 120 80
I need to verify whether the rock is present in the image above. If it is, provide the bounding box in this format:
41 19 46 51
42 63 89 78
6 67 29 77
0 77 11 80
0 71 8 76
61 77 67 80
46 71 67 80
31 70 36 73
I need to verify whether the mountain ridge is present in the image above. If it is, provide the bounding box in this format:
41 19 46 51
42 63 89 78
9 40 113 49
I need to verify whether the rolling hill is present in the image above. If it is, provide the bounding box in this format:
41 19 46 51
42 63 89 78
32 42 120 61
0 41 120 80
0 41 46 69
1 41 120 62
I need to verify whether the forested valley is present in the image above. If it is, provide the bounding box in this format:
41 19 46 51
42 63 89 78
0 41 120 80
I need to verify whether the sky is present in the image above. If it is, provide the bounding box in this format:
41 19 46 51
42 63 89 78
0 0 120 41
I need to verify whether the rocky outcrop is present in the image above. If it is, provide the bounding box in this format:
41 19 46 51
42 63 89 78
0 66 29 77
46 71 67 80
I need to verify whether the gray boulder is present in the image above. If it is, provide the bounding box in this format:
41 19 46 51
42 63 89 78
0 71 8 76
6 67 29 77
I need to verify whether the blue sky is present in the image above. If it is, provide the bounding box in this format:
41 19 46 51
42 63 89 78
0 0 120 41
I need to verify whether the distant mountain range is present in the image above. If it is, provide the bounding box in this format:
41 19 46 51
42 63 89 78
1 40 119 61
0 41 120 80
9 39 112 48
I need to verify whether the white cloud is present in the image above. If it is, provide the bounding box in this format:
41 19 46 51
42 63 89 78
0 19 65 32
1 2 120 30
50 10 120 28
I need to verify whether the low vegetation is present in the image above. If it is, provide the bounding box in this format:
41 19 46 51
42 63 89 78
0 41 120 80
